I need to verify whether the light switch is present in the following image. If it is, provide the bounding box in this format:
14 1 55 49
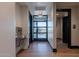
73 24 76 29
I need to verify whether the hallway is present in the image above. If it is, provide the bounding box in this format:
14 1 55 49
16 2 79 57
17 41 53 57
17 40 79 57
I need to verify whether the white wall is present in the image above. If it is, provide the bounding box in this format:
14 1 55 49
56 5 79 46
0 2 29 56
71 6 79 46
56 12 68 39
48 3 79 49
15 3 23 53
21 6 30 49
15 3 22 27
0 2 16 57
53 3 57 49
48 3 57 49
77 6 79 45
56 16 62 39
15 3 30 49
48 15 53 48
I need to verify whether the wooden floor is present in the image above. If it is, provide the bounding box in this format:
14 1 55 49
17 40 79 57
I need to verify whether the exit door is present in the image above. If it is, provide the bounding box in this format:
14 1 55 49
33 15 48 41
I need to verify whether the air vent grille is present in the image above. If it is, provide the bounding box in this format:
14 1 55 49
35 6 46 10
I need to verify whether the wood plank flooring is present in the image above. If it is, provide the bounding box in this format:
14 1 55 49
17 40 79 57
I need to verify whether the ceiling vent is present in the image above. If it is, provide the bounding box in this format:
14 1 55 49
35 6 46 10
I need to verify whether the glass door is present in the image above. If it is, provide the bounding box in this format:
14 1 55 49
32 15 48 41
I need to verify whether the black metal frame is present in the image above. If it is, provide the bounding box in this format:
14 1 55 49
32 15 48 41
29 12 33 43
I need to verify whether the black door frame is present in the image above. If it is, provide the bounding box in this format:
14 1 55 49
29 12 33 43
56 9 71 48
32 15 48 41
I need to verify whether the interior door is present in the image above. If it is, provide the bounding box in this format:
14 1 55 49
63 16 69 43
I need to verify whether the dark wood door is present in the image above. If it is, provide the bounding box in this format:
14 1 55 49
63 16 70 43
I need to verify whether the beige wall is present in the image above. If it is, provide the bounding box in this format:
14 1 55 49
0 2 16 56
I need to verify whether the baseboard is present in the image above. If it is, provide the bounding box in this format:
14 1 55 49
33 38 47 41
47 40 53 50
53 49 57 52
16 49 24 56
47 40 57 52
28 45 30 48
69 46 79 49
56 38 62 40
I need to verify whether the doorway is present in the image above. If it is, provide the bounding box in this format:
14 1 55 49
56 9 71 48
63 16 69 43
32 15 48 41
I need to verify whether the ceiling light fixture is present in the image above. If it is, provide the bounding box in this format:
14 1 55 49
38 10 43 17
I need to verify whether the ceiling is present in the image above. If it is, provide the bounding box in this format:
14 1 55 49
18 2 79 15
19 2 52 15
56 2 79 7
56 12 68 17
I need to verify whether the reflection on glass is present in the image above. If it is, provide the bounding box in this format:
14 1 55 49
38 22 46 27
33 15 47 39
33 22 37 27
33 28 37 32
33 16 47 21
38 34 46 38
38 28 46 33
33 34 36 38
48 21 53 27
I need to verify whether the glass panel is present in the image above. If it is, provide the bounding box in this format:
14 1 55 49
38 34 46 38
38 28 46 33
33 28 37 33
38 22 46 27
33 16 47 21
48 21 53 27
33 34 36 38
34 16 46 19
33 22 37 27
33 15 47 39
34 19 46 21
